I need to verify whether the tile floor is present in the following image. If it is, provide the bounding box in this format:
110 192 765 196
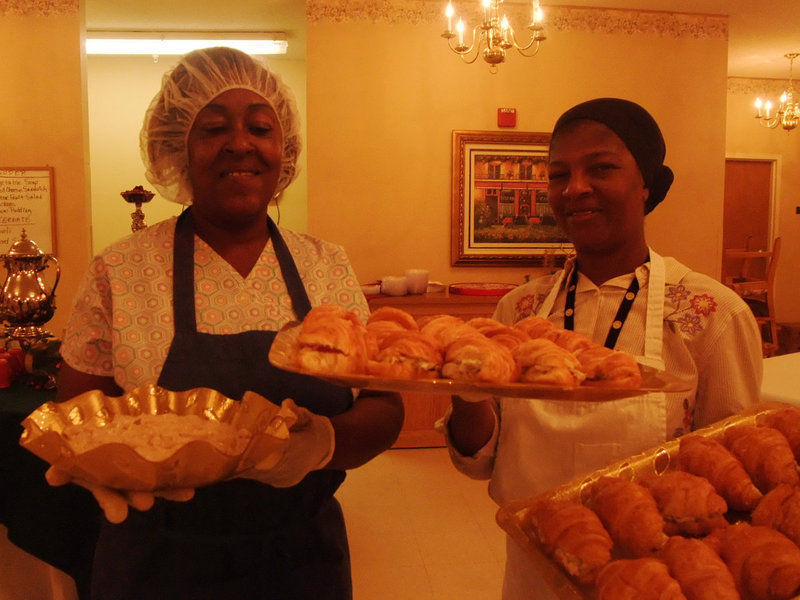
337 447 506 600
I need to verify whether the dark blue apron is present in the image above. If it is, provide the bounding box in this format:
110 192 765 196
91 209 355 600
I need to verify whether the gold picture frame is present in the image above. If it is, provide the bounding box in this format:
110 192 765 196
450 130 571 267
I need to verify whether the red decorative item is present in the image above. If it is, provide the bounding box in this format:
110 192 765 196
0 347 26 388
497 107 517 127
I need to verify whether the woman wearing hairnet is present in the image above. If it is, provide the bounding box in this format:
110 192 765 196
52 47 403 599
438 98 763 598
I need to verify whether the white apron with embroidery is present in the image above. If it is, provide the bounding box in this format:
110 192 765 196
494 251 669 600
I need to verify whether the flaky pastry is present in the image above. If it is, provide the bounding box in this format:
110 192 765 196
465 317 509 337
712 522 800 600
295 305 369 375
512 338 586 387
523 497 613 585
366 330 443 379
595 558 687 600
512 315 557 339
723 424 800 493
587 476 667 557
441 334 519 384
678 434 763 512
751 483 800 548
367 306 418 331
639 470 728 537
576 345 642 388
658 536 739 600
549 329 596 354
761 408 800 462
483 326 530 352
418 314 476 348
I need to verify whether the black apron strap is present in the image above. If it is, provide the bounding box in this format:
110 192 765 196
172 209 198 334
268 216 312 320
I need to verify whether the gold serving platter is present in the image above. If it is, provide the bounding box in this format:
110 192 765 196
494 401 794 600
19 384 295 492
269 322 692 402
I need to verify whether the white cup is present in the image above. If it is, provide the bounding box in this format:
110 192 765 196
404 269 430 295
381 275 408 296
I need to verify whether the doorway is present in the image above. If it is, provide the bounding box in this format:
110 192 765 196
722 157 777 283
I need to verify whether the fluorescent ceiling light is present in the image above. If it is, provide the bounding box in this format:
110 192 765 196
85 31 288 55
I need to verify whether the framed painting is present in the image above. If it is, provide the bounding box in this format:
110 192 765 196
450 130 572 267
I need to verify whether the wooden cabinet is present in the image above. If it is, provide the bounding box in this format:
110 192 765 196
367 291 499 448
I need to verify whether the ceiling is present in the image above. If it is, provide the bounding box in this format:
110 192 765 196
85 1 799 79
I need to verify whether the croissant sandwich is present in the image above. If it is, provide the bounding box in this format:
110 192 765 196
512 338 586 387
639 470 729 537
366 330 443 379
512 315 557 339
548 329 596 354
367 306 418 330
722 424 800 493
658 536 739 600
595 558 687 600
418 314 476 348
751 483 800 548
575 345 642 389
482 325 530 352
465 317 510 337
441 334 519 384
366 306 419 351
295 306 369 375
587 476 667 557
678 434 763 512
712 522 800 600
522 497 613 585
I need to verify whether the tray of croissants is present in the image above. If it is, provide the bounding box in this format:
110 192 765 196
496 402 800 600
268 305 691 401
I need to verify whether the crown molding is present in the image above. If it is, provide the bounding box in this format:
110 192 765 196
0 0 78 16
727 77 793 97
307 0 728 40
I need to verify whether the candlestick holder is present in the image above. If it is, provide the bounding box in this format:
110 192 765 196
120 185 155 232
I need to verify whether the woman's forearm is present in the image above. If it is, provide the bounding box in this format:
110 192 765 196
327 390 404 470
447 396 496 457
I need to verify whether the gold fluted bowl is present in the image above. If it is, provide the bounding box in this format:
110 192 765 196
19 384 295 491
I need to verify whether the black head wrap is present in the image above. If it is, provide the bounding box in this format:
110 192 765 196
551 98 674 214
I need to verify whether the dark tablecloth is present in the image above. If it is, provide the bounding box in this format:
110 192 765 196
0 382 99 600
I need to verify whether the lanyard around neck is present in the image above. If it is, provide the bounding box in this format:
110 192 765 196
563 267 641 349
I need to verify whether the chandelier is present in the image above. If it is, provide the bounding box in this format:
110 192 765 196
754 52 799 132
441 0 545 73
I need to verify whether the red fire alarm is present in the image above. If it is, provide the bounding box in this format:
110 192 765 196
497 107 517 128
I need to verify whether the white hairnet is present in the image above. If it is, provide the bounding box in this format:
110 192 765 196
140 46 301 205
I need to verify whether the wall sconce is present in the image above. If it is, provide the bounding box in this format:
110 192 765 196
85 31 288 56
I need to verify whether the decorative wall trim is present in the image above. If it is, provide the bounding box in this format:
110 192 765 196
0 0 78 16
728 77 791 97
307 0 728 40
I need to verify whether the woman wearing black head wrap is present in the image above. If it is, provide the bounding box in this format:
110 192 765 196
441 99 763 599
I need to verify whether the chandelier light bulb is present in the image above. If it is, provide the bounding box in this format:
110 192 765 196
441 0 546 72
754 52 799 132
533 0 543 25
